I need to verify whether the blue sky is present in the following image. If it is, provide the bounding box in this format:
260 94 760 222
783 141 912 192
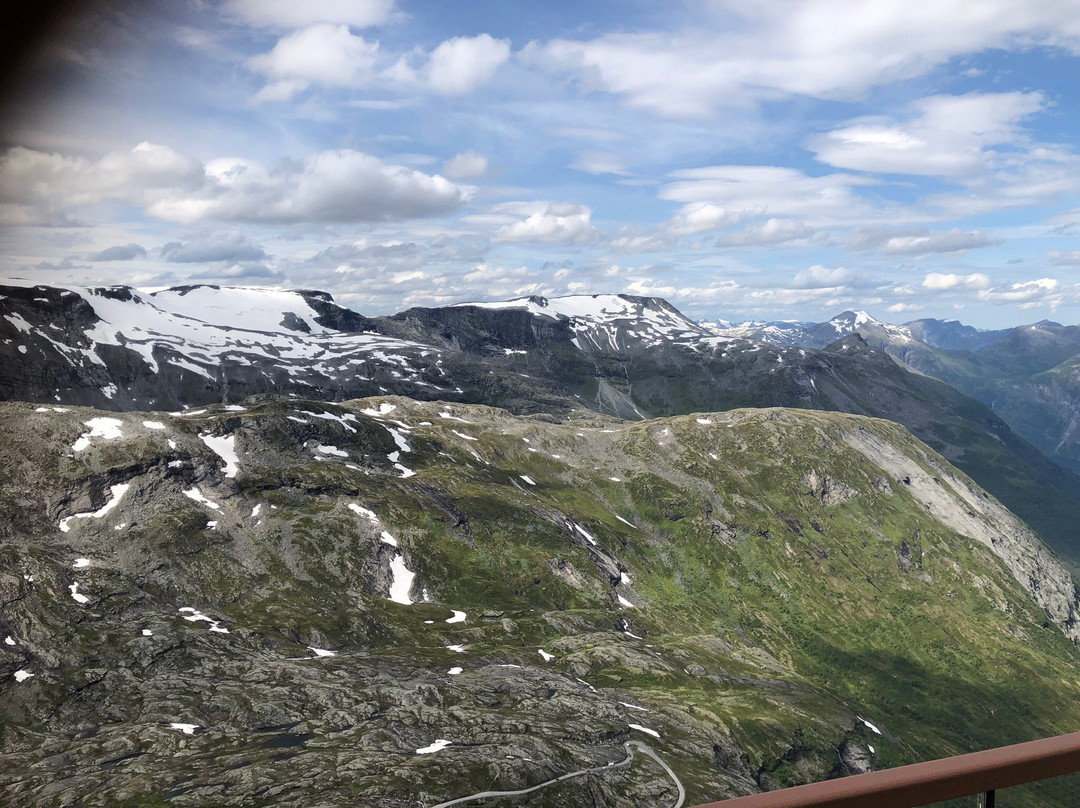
2 0 1080 327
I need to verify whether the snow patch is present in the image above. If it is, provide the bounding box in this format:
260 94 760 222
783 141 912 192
300 409 357 432
169 723 198 735
448 666 463 675
349 503 379 523
69 582 89 604
178 607 229 633
438 411 471 423
572 523 597 545
416 739 451 755
60 483 131 532
860 717 883 735
520 475 536 486
361 402 397 417
183 487 220 510
629 723 660 739
383 424 412 453
619 702 649 712
309 647 336 658
315 443 348 457
73 557 91 569
72 417 124 452
388 554 415 605
445 610 466 624
143 420 166 430
200 433 239 477
538 649 554 662
14 670 34 683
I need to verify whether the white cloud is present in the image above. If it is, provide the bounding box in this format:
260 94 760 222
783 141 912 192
149 149 468 224
660 166 873 223
525 2 1080 117
607 229 674 253
1049 250 1080 267
977 277 1059 303
719 218 815 246
570 151 630 176
192 262 282 281
161 232 267 263
793 265 856 288
223 0 397 30
809 92 1045 177
662 202 738 236
384 34 511 96
247 24 380 102
888 302 923 313
922 272 993 291
86 243 147 262
491 203 597 244
0 142 203 224
929 150 1080 217
853 227 1000 256
0 144 469 226
422 35 512 95
442 151 489 180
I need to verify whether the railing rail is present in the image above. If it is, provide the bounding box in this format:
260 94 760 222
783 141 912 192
689 731 1080 808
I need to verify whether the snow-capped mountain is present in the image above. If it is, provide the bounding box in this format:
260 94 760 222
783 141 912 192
705 310 916 349
0 282 455 411
702 319 817 347
456 293 711 352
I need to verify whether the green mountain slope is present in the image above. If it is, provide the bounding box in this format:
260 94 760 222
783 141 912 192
3 398 1080 806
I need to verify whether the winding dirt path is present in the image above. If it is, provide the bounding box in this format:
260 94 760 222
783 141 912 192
427 740 685 808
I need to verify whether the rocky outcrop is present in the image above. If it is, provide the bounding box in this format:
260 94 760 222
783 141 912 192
844 423 1080 640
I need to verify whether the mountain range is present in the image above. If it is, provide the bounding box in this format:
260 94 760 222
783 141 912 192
4 283 1080 806
5 283 1080 569
711 310 1080 476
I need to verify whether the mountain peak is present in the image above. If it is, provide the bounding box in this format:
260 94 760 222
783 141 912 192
828 310 880 332
454 293 708 351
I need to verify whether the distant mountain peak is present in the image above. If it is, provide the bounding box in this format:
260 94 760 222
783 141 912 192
828 310 880 331
454 293 708 351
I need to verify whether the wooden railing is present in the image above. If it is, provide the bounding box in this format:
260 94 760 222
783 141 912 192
689 731 1080 808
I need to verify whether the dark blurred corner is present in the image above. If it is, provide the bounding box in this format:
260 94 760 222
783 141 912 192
0 0 78 99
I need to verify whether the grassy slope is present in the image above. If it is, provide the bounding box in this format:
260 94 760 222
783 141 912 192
2 399 1080 806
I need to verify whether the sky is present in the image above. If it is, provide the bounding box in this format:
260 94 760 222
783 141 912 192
2 0 1080 328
